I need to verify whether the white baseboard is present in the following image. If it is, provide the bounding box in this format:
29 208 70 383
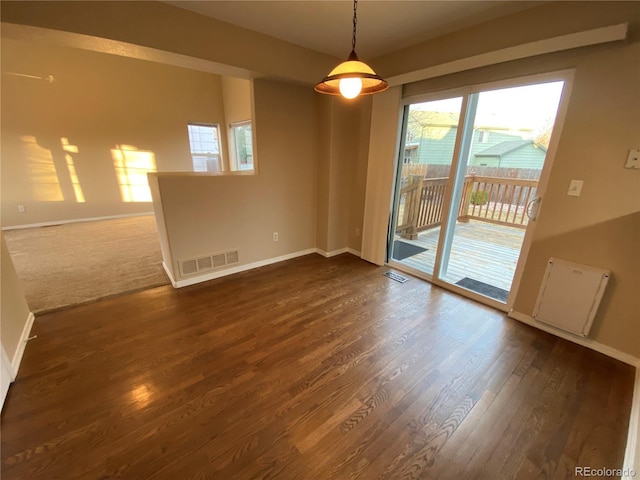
170 247 363 288
508 311 640 367
162 261 178 288
10 312 35 378
316 247 361 258
316 247 348 258
1 345 13 410
623 368 640 479
172 248 317 288
1 212 154 231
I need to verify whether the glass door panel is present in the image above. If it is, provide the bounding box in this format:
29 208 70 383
389 97 463 275
438 82 565 302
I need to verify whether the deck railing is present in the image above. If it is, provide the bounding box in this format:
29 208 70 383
397 175 538 239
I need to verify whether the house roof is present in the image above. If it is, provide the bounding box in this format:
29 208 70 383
475 140 546 157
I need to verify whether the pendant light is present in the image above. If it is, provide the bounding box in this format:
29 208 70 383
314 0 388 99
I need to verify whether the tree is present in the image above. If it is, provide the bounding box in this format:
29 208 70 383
533 115 555 149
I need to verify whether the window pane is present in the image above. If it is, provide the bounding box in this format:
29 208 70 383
191 154 220 173
187 124 221 172
232 123 253 171
392 97 463 275
187 124 219 155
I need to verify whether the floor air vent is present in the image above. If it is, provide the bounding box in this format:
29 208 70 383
384 271 409 283
179 249 239 277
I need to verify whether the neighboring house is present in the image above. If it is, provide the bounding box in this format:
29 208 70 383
403 125 546 169
402 144 419 164
472 139 547 168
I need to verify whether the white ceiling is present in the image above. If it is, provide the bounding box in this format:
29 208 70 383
168 1 542 60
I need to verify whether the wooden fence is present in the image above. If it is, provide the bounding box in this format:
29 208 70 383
397 174 539 239
401 163 541 181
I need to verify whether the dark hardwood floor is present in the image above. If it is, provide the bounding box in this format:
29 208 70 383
1 253 634 479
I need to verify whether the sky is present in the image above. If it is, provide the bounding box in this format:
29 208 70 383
411 81 565 133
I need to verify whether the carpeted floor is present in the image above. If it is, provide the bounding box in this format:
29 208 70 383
4 215 169 314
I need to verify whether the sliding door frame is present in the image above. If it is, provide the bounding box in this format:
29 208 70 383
387 69 575 313
387 86 470 277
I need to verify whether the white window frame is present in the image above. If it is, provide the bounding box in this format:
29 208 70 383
229 120 254 172
187 123 222 173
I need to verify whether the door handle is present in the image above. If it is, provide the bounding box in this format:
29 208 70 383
526 197 542 221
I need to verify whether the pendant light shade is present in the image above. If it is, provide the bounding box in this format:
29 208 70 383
314 0 388 99
314 51 388 98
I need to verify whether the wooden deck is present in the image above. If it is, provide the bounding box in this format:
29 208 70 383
393 220 525 294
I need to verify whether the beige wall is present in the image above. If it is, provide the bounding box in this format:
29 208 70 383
315 96 372 255
151 79 318 280
0 1 337 85
0 232 31 362
369 2 640 357
511 34 640 357
317 98 351 253
221 77 252 125
373 2 639 79
325 100 349 253
518 214 640 358
221 77 253 171
147 174 175 280
315 96 332 253
1 38 235 227
347 98 372 254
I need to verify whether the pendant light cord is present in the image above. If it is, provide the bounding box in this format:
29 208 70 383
351 0 358 53
314 0 388 96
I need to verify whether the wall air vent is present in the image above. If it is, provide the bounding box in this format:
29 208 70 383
180 259 198 276
212 253 226 268
197 256 213 271
226 250 239 265
178 249 240 277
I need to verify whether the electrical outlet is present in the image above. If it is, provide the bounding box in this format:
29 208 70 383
355 228 360 237
273 232 279 242
625 148 640 169
18 205 26 213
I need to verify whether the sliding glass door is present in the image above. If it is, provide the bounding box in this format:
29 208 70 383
389 96 463 275
389 77 567 306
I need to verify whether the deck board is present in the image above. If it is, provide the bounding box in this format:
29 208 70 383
393 220 525 293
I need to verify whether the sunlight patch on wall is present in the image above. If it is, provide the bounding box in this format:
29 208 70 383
61 138 85 203
21 135 64 201
111 145 157 203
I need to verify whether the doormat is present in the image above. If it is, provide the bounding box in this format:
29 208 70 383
383 271 409 283
455 277 508 302
391 240 427 261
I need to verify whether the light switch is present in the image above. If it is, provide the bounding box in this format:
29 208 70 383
625 149 640 169
567 180 583 197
